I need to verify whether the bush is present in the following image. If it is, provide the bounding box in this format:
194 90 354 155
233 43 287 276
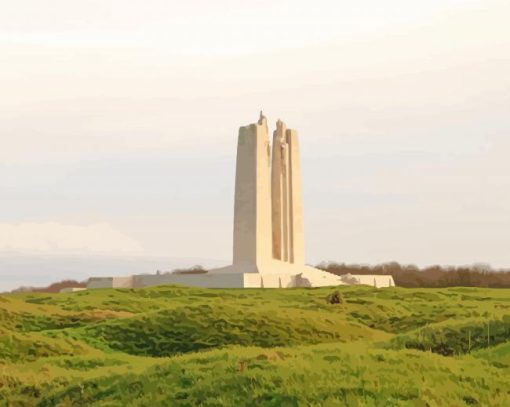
326 291 343 305
391 315 510 355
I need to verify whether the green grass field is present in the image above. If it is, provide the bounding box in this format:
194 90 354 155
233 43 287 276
0 285 509 406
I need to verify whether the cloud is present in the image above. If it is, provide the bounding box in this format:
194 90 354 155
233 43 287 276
0 222 143 254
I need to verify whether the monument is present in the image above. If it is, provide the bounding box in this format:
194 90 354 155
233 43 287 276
86 112 395 289
205 112 345 287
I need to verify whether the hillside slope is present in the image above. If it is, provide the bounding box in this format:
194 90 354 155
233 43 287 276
0 285 509 406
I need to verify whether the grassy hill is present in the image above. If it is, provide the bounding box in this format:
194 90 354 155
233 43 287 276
0 285 509 406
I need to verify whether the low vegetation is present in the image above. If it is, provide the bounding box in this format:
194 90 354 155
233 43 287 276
0 285 508 406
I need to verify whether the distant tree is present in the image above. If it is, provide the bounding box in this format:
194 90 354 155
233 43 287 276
172 265 208 275
11 280 86 293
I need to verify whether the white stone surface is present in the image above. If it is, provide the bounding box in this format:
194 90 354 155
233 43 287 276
59 287 87 293
341 274 395 288
87 276 134 289
232 114 272 267
271 121 305 265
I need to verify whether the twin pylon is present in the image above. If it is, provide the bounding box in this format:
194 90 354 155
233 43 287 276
232 111 304 269
210 112 344 287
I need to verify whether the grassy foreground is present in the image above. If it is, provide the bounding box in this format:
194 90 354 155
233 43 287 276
0 285 509 406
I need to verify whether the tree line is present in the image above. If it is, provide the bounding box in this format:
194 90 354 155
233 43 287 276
318 262 510 288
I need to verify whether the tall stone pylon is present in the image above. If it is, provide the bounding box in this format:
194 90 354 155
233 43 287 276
232 111 273 269
271 119 288 261
271 120 305 264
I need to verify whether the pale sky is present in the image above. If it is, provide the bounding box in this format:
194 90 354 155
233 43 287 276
1 0 510 290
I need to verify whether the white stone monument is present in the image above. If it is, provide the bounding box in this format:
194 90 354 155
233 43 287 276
86 112 396 289
207 112 345 287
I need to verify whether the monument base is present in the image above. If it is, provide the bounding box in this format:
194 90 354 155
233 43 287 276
87 262 347 289
205 260 347 288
